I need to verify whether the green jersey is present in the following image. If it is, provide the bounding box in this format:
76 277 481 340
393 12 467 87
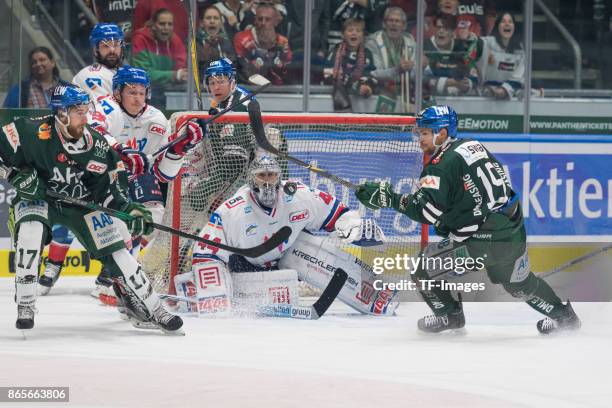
0 115 130 210
398 138 515 241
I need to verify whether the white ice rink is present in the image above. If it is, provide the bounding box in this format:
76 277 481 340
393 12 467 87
1 277 611 408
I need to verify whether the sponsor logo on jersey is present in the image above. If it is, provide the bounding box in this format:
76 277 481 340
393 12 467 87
456 140 489 166
245 223 258 236
226 195 245 209
209 212 223 226
289 209 309 223
243 205 253 214
197 266 221 288
458 4 484 16
463 173 483 216
94 139 110 159
284 194 294 203
2 123 20 152
86 160 108 174
37 123 52 140
149 124 166 136
419 175 440 190
318 190 333 205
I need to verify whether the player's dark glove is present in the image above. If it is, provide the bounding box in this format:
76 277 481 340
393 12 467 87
115 144 149 178
9 168 46 201
355 181 396 210
121 202 154 237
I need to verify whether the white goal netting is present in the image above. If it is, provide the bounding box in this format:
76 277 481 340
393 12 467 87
142 113 426 295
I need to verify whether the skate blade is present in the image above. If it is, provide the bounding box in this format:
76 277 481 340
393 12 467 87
160 327 185 336
37 286 52 296
417 327 467 336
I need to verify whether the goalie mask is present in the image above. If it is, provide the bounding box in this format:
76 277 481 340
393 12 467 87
248 156 281 208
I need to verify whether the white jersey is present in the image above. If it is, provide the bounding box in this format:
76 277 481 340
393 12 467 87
477 36 524 97
192 181 349 268
90 95 182 182
73 63 116 101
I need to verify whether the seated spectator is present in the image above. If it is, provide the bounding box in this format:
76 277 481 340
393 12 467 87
477 12 524 99
324 18 378 112
328 0 376 52
87 0 137 43
366 6 416 113
197 6 236 80
133 0 190 45
423 14 477 97
233 3 292 85
3 47 71 108
132 8 187 107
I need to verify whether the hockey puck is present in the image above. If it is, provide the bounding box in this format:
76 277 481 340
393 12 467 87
283 181 297 195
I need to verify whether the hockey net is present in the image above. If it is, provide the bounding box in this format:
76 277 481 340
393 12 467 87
142 113 427 295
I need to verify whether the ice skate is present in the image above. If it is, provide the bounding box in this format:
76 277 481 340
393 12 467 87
537 301 581 335
16 305 36 330
417 295 465 333
38 260 63 296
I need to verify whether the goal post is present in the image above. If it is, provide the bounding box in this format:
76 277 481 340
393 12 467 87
142 112 428 295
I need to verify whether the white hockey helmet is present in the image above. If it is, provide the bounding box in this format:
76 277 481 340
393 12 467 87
248 155 281 208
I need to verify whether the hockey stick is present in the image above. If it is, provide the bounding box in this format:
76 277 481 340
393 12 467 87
257 268 348 320
539 243 612 279
247 100 359 191
45 190 291 258
151 74 272 158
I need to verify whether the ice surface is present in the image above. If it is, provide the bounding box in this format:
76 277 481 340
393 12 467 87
1 277 610 408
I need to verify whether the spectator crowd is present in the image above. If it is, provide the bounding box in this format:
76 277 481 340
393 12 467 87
5 0 529 112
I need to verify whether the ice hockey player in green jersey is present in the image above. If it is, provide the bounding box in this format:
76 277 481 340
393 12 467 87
0 84 182 333
355 105 580 335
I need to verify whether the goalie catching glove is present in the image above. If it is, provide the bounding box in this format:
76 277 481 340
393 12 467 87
334 211 385 246
168 120 204 156
120 202 154 237
9 168 46 201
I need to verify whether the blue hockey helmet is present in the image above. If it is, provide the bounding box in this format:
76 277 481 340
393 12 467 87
50 85 91 114
113 65 151 98
89 23 125 48
416 105 458 137
205 58 236 84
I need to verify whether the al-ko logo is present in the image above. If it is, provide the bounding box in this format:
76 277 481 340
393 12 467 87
8 251 91 273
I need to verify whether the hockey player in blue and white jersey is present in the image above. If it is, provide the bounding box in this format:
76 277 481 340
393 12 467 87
183 156 398 316
73 23 125 100
39 66 203 300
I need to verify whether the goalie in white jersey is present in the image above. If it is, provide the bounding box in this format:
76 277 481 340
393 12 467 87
73 23 125 100
183 156 399 316
39 66 203 301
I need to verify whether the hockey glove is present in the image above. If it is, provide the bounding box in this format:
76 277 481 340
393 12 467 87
115 144 149 178
121 202 154 237
169 120 204 156
9 168 46 201
355 181 397 210
334 212 386 246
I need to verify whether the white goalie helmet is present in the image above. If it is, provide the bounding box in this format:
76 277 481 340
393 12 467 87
248 155 281 208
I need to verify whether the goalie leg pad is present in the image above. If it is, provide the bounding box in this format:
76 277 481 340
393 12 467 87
278 232 399 316
232 269 298 311
175 260 233 315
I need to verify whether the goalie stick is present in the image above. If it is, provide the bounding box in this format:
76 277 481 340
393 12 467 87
45 190 291 258
247 100 359 191
152 74 272 158
257 268 349 320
